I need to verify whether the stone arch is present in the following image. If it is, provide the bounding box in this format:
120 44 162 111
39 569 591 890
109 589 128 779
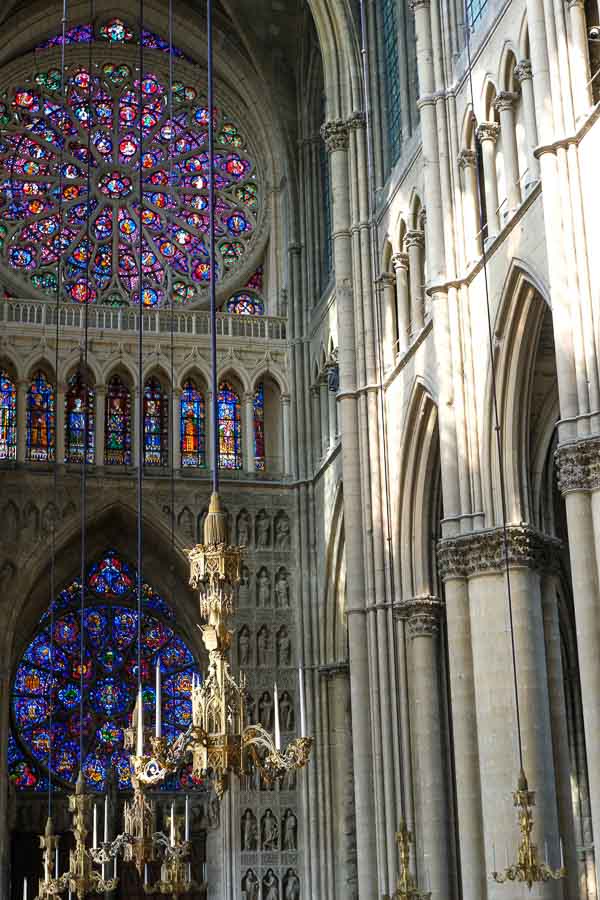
104 359 137 390
320 480 347 664
178 364 209 393
499 45 519 91
24 355 55 383
305 0 363 119
63 358 98 388
0 349 22 381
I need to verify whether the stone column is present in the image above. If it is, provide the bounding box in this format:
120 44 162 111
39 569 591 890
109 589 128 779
398 597 450 900
282 393 291 475
310 385 320 470
95 386 106 466
321 117 377 899
327 384 337 448
243 392 254 474
458 150 480 265
17 379 27 463
172 387 181 471
392 252 410 354
379 273 398 370
475 123 500 240
319 378 329 457
405 231 425 335
494 92 522 214
514 61 540 186
56 380 65 464
566 0 593 119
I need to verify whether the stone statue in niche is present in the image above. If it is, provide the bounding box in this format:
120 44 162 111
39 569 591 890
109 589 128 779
241 809 258 851
257 569 271 608
208 792 220 828
282 809 298 851
237 510 251 547
246 692 257 724
280 691 294 731
238 626 251 667
258 691 273 729
239 566 250 606
277 626 291 667
256 625 270 666
284 869 300 900
255 510 271 548
261 809 279 851
274 513 291 550
41 501 59 538
242 868 260 900
23 502 39 541
263 868 280 900
275 569 290 608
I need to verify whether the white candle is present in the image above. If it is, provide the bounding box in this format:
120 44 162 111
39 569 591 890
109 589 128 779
298 667 306 737
113 856 117 879
560 837 564 868
144 864 149 886
136 686 144 757
44 854 49 883
492 842 496 872
55 847 59 877
104 794 109 844
23 876 27 900
93 802 98 849
185 794 190 841
274 683 281 750
170 801 175 846
155 660 162 738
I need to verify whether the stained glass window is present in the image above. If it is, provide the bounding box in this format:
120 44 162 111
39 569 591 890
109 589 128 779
144 377 168 467
320 96 333 286
218 381 242 469
9 550 201 792
254 383 265 471
105 374 131 465
37 19 189 58
26 370 55 462
227 292 264 316
381 0 402 165
0 368 17 460
0 58 260 307
65 372 95 464
180 379 205 468
465 0 489 28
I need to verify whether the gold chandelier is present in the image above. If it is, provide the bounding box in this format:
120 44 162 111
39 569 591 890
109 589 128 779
384 820 431 900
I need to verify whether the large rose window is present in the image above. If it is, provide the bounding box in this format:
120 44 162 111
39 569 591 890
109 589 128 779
0 58 261 307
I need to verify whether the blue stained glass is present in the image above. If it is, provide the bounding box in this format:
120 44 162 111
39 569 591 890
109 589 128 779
88 552 134 596
143 584 175 619
0 369 17 460
82 752 107 791
142 617 173 655
89 678 132 716
24 634 69 674
164 698 192 728
160 637 194 671
53 613 79 646
14 665 54 696
105 376 131 465
83 607 109 648
163 669 195 698
180 380 206 467
218 381 242 469
143 377 168 467
65 371 95 464
26 370 55 462
57 684 81 711
254 383 265 472
14 697 50 726
112 610 137 650
111 749 133 790
97 646 124 673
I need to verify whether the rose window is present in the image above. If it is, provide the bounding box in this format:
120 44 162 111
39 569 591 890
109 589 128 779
0 61 261 307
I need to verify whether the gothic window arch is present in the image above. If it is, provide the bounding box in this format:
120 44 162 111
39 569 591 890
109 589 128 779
218 380 242 469
26 369 55 462
9 550 201 793
0 18 262 308
144 375 169 467
105 373 131 465
180 378 206 467
254 382 265 471
0 366 17 460
65 370 95 464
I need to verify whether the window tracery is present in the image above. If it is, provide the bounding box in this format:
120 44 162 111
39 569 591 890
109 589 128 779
218 381 242 469
180 379 206 467
0 368 17 460
144 376 168 467
65 371 95 464
105 374 131 465
26 370 55 462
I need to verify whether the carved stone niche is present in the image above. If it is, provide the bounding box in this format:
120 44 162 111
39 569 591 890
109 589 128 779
255 509 271 548
281 808 298 851
274 511 291 550
238 624 252 667
256 567 272 608
242 867 260 900
261 809 279 851
241 809 258 851
283 867 301 900
276 625 292 667
279 690 295 731
256 624 271 666
237 509 251 547
274 568 290 608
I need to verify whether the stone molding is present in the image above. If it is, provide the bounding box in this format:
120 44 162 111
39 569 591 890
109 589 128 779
437 525 562 580
458 148 477 169
555 437 600 493
405 230 425 251
514 60 533 83
396 595 444 637
476 121 500 143
321 119 349 153
392 252 409 272
494 91 519 113
318 661 350 680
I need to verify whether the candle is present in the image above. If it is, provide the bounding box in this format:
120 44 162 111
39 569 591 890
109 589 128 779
144 864 149 886
545 840 548 863
298 666 306 737
560 837 564 868
93 802 98 849
170 801 175 846
114 856 117 879
55 847 59 877
185 794 190 842
273 683 281 750
492 842 496 872
155 660 162 738
44 854 49 884
136 686 144 757
104 794 109 844
23 876 27 900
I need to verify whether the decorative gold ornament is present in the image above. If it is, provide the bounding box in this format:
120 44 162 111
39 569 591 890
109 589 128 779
65 773 120 899
492 769 566 890
144 834 197 896
383 820 431 900
121 782 158 877
34 817 70 899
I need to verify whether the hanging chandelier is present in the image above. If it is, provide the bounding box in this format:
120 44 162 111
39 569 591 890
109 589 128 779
383 820 431 900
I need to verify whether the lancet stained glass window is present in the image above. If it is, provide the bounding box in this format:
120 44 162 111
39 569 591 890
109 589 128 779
382 0 402 165
180 379 205 467
0 368 17 460
26 370 55 462
144 376 168 467
65 371 95 464
254 383 265 471
105 374 131 465
9 550 201 792
0 48 260 307
218 381 241 469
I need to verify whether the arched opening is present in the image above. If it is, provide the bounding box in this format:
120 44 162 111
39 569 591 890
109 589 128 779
0 362 17 461
143 374 169 468
105 372 132 467
180 375 207 469
254 375 283 475
64 367 95 465
217 378 243 470
26 369 55 463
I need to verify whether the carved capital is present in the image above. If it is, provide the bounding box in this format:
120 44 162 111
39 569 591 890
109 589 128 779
458 148 477 170
437 525 562 580
514 60 533 83
409 0 431 11
392 252 409 273
476 121 500 144
555 437 600 493
494 91 519 113
396 595 444 637
321 119 349 153
377 272 396 288
405 230 425 251
347 111 366 131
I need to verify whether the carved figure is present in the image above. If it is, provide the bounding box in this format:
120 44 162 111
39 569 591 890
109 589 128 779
261 810 279 851
256 626 270 667
177 507 195 541
239 566 250 606
282 810 297 851
238 626 251 666
284 869 300 900
237 510 251 546
263 869 280 900
277 627 291 667
274 513 291 549
241 809 258 851
257 569 271 608
258 691 273 729
275 570 290 608
256 510 270 548
242 869 260 900
280 691 294 731
246 693 257 725
208 793 220 828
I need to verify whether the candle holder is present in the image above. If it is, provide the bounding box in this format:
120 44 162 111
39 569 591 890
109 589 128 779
144 834 198 897
492 769 566 890
383 820 431 900
121 782 158 877
34 817 70 899
64 773 121 899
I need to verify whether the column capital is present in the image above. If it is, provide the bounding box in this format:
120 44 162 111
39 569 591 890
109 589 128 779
95 384 107 397
405 229 425 250
347 111 366 131
494 91 519 113
555 436 600 493
396 595 444 637
392 251 409 272
437 525 562 579
458 148 477 169
281 393 291 405
377 272 396 287
476 121 500 143
321 119 349 153
514 59 533 83
409 0 431 11
288 243 302 256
